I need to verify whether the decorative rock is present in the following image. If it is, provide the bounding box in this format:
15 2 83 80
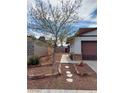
66 71 71 74
65 66 69 69
66 78 73 82
66 73 73 77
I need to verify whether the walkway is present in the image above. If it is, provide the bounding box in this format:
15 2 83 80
60 54 97 73
60 54 80 64
60 54 71 63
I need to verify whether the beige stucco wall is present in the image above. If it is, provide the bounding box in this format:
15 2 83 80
34 44 48 57
27 40 48 58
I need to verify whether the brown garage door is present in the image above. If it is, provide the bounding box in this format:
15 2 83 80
81 41 97 60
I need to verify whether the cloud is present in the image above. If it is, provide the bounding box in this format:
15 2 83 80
90 8 97 18
70 19 96 33
78 0 97 19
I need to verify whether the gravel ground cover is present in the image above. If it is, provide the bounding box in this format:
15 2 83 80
28 63 97 90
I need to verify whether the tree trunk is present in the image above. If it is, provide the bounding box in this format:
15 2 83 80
51 46 56 65
51 38 57 73
51 45 56 73
51 38 57 65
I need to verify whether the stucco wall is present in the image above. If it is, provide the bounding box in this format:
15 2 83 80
27 40 48 58
70 43 74 53
34 44 48 57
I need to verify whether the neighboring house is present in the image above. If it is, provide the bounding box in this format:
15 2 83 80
67 28 97 60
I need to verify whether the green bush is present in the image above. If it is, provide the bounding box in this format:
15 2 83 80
28 56 39 65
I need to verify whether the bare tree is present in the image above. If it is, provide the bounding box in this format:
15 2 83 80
59 29 68 47
58 26 75 47
28 0 83 65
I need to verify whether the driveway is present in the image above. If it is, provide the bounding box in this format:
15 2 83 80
83 60 97 73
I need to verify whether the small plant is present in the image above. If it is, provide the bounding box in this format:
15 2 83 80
28 56 39 65
77 61 84 67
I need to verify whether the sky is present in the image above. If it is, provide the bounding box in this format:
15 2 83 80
27 0 97 38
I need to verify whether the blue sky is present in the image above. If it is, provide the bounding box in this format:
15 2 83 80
27 0 97 37
72 8 97 31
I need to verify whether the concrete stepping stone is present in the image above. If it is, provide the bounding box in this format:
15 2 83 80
66 71 71 74
66 78 73 82
66 73 73 77
65 66 69 69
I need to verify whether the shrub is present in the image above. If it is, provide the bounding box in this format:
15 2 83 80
28 56 39 65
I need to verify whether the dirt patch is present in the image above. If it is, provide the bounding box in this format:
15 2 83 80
39 56 52 65
28 66 54 76
27 53 63 79
74 63 96 77
27 62 61 79
28 63 97 90
27 53 63 68
55 53 63 62
39 53 62 65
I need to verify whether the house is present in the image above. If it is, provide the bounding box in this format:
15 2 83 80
67 28 97 60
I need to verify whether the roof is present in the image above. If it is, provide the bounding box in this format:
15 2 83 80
75 28 97 36
66 28 97 44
